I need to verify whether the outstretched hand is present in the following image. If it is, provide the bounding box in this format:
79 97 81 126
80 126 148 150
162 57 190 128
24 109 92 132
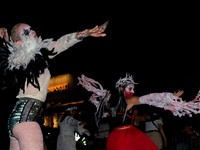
79 121 87 126
0 28 9 41
173 90 184 99
76 21 108 40
87 21 108 37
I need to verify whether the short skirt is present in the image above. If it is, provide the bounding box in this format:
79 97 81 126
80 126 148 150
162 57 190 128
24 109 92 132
7 98 43 137
106 125 158 150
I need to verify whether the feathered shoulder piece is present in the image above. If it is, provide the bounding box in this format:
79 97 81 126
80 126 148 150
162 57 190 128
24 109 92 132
0 35 57 94
78 75 111 127
7 35 54 70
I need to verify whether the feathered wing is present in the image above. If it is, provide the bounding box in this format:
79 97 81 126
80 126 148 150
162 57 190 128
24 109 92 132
0 43 12 90
78 75 110 127
139 91 200 117
7 36 54 70
78 75 128 127
0 36 57 96
94 91 111 128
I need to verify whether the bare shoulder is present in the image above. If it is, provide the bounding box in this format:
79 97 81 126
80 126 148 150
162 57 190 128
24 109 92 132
128 96 140 102
127 96 141 109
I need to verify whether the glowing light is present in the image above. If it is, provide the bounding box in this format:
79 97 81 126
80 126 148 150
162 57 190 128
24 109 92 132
75 132 80 141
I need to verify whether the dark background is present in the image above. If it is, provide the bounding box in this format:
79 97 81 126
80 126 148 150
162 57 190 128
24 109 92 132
1 1 200 149
1 1 199 98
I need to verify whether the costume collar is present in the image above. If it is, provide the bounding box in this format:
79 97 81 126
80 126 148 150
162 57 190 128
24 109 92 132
7 35 53 70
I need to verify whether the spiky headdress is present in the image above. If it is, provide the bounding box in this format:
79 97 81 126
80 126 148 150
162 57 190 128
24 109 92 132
115 73 138 89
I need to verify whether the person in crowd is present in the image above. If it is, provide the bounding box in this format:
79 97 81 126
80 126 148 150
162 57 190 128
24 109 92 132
184 118 200 149
57 105 90 150
145 113 167 150
93 118 110 150
0 21 108 150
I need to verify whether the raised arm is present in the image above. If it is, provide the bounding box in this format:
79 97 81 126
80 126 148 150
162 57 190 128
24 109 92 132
48 21 108 58
128 90 200 117
75 21 108 40
138 91 184 107
127 91 184 107
0 28 9 42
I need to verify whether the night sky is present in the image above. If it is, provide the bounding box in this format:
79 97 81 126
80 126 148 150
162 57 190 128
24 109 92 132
1 2 200 149
2 1 200 99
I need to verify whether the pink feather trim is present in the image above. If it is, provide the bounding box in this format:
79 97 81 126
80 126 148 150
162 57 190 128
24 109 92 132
78 75 107 108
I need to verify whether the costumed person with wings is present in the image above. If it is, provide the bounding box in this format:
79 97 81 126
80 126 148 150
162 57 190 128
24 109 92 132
78 74 200 150
0 21 108 150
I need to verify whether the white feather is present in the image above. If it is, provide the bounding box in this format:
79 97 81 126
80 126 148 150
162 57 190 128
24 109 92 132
7 35 53 70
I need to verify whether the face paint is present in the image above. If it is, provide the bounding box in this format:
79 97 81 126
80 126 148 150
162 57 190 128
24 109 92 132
125 84 135 98
20 25 37 39
22 26 31 36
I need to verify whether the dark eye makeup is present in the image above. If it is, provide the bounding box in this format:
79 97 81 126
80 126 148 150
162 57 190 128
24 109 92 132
22 28 31 36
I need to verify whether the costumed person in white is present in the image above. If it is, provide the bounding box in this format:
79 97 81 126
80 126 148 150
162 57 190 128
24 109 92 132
78 74 200 150
57 106 90 150
0 21 108 150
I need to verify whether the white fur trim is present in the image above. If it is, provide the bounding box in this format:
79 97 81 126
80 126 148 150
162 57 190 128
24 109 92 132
7 35 53 70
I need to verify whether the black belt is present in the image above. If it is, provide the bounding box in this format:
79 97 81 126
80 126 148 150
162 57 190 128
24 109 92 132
145 130 159 133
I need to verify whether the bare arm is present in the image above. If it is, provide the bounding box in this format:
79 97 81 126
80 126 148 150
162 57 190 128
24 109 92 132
127 96 141 110
75 21 108 40
48 21 108 58
158 124 167 147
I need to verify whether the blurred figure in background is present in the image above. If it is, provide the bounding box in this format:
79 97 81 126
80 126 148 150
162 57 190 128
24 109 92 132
93 118 110 150
57 105 90 150
145 113 167 150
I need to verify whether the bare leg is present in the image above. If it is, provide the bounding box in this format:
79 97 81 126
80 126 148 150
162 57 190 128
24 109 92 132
11 122 43 150
9 136 20 150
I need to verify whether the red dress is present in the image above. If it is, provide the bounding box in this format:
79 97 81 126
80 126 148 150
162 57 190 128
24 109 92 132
106 110 158 150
